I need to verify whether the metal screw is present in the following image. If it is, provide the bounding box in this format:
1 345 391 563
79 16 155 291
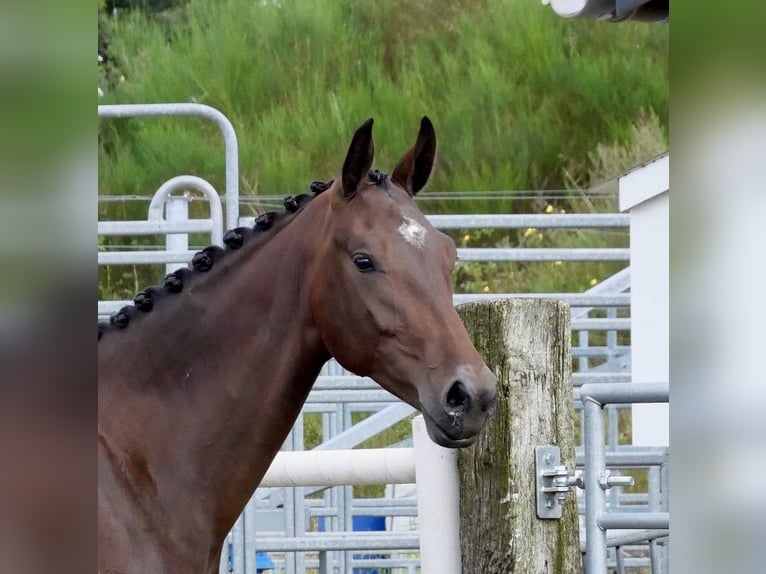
544 453 554 465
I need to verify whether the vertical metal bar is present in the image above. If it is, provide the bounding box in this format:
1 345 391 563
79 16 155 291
615 545 626 574
661 452 670 512
607 405 620 511
583 397 607 574
578 329 590 372
230 515 246 574
283 429 296 574
319 550 330 574
650 539 661 573
165 193 189 275
606 307 617 362
244 493 261 574
412 415 461 574
292 416 306 574
649 466 660 512
342 404 353 574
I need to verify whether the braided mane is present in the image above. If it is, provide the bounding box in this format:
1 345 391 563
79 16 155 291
98 180 334 341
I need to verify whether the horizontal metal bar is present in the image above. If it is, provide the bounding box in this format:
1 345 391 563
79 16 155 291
426 213 630 229
347 559 421 569
238 213 630 230
572 346 631 358
311 506 417 517
453 293 630 307
598 512 669 530
580 383 669 405
98 250 195 265
299 558 421 570
353 498 418 507
98 219 214 236
98 247 629 265
314 376 378 391
571 318 630 331
457 247 629 262
313 371 630 391
306 390 399 403
579 529 669 552
254 533 420 552
576 447 669 468
260 448 415 487
573 372 632 385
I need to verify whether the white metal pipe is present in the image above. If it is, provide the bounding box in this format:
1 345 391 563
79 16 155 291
98 103 240 230
259 448 416 487
412 415 461 574
253 532 420 552
457 247 629 261
164 194 189 275
98 219 213 236
239 212 630 229
148 175 224 246
426 213 629 228
453 293 630 306
98 250 197 265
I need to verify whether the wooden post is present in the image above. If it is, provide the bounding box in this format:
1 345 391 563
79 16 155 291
456 299 581 574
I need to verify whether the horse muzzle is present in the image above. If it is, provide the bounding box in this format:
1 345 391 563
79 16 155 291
420 367 497 448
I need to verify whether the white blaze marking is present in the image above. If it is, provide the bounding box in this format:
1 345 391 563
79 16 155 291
398 217 427 249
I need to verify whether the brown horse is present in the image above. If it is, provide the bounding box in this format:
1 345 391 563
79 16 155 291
98 117 497 574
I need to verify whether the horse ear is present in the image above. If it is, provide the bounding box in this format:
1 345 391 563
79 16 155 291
341 118 375 198
392 116 437 196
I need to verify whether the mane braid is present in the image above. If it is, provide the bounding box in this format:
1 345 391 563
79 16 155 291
97 181 333 341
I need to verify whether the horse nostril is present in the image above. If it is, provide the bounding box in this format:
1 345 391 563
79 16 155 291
445 380 472 413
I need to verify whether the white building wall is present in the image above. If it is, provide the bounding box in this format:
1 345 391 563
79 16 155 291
619 155 669 446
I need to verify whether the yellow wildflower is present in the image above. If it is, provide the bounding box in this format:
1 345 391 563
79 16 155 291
523 227 536 238
554 260 563 266
560 208 566 214
482 285 491 293
545 204 554 214
537 233 544 241
590 278 598 286
462 233 471 245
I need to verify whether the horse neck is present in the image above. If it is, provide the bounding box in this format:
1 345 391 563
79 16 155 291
99 200 332 547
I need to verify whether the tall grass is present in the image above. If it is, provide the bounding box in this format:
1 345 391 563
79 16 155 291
99 0 668 201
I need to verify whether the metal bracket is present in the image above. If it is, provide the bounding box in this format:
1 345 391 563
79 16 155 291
535 446 584 519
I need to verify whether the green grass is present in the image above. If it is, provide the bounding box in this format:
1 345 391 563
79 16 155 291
99 0 667 200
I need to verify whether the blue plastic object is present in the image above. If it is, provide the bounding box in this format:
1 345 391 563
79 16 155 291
255 550 275 572
225 543 274 573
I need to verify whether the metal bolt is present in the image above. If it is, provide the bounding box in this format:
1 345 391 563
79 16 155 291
599 470 635 490
546 500 554 509
544 453 554 465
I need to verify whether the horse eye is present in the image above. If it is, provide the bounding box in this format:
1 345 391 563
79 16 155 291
353 254 376 272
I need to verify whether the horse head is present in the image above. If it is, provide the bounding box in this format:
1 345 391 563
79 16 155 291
310 117 497 447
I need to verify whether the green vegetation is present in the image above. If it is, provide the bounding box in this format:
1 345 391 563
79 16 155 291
99 0 667 197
